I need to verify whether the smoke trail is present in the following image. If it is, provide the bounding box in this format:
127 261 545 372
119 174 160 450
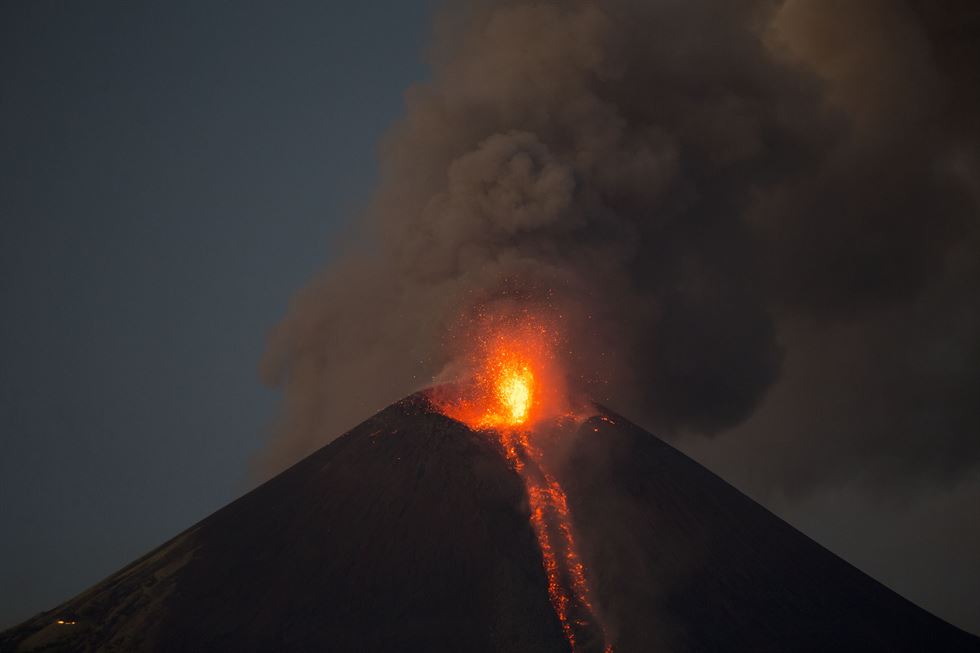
258 0 979 494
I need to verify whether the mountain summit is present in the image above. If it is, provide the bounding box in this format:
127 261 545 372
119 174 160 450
3 392 978 652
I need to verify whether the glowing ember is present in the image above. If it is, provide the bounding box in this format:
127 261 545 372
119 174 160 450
434 310 568 430
498 363 534 424
499 429 613 653
432 311 612 652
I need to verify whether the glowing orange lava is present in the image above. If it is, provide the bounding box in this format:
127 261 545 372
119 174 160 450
497 363 534 425
434 311 567 430
499 428 613 652
432 313 612 652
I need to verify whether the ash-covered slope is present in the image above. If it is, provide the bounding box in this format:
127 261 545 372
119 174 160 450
561 409 980 652
1 395 567 653
3 392 978 652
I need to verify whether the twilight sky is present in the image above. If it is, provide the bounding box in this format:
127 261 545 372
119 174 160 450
0 0 427 628
1 0 977 637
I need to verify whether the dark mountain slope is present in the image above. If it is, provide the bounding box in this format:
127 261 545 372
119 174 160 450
3 392 978 652
562 409 980 652
1 395 566 653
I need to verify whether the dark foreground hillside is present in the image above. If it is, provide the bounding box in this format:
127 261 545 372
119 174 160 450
2 392 977 652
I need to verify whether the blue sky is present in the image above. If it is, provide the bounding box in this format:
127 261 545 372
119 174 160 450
0 1 431 626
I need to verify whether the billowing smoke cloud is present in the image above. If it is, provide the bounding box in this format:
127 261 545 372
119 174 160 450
258 0 979 495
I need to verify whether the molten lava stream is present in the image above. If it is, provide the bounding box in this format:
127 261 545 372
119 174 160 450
499 429 613 653
431 315 611 651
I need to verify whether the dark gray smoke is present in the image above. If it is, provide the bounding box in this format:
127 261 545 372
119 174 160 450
258 0 979 496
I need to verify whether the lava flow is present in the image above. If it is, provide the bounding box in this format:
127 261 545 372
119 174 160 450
497 429 613 653
433 317 612 653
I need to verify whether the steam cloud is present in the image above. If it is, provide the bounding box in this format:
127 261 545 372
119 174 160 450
259 0 979 496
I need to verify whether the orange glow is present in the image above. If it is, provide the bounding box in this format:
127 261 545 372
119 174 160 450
433 309 570 430
498 363 534 425
495 428 613 653
430 308 611 651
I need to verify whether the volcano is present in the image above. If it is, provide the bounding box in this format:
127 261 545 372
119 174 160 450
3 391 978 652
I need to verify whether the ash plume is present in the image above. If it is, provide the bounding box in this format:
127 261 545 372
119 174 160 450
258 0 980 495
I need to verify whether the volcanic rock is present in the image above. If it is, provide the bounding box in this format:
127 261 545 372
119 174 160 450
2 392 977 652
